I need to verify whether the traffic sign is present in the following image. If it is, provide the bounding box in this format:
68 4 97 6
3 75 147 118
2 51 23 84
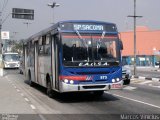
12 8 34 20
1 31 10 40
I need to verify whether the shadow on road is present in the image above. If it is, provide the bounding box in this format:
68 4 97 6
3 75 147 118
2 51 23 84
3 68 20 76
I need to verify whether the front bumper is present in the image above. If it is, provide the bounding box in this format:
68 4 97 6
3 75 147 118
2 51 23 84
4 64 20 68
59 80 123 92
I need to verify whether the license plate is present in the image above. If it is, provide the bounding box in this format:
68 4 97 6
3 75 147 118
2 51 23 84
112 84 122 89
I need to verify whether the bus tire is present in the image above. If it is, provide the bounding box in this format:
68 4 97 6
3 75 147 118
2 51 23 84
93 91 104 97
28 71 34 87
46 78 53 98
123 79 130 85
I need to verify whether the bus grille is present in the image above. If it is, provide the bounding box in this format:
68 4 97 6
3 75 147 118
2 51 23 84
82 85 106 89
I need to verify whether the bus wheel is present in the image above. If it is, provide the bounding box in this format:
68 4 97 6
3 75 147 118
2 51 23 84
93 91 104 97
47 81 53 98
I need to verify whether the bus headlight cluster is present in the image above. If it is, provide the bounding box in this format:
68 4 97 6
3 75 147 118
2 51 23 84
112 78 120 83
63 79 74 84
64 79 68 83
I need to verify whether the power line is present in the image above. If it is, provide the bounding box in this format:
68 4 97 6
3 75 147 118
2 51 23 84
1 0 8 13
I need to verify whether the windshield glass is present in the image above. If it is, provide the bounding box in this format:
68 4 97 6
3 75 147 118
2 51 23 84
3 54 19 61
62 33 119 67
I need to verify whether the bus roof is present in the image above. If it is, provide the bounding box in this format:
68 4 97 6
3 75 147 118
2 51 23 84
58 20 116 25
24 20 117 44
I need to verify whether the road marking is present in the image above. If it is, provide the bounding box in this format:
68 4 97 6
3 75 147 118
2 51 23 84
131 79 144 83
123 86 137 90
24 98 29 102
151 85 160 88
148 84 152 86
30 104 36 110
152 78 160 82
138 76 146 80
5 75 38 113
139 81 152 85
21 93 24 97
16 89 20 92
108 93 160 109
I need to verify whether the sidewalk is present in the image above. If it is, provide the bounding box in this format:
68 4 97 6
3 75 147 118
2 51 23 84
124 65 160 82
125 65 160 72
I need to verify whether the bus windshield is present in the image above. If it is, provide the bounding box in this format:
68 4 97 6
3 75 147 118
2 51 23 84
62 33 119 67
3 54 20 62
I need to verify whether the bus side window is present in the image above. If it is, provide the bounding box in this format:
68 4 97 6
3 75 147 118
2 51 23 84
39 46 44 55
44 45 51 56
44 34 51 56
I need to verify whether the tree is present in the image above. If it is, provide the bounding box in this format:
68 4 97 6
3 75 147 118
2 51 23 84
11 40 23 54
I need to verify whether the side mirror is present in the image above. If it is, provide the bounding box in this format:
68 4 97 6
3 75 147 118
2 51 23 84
119 40 123 50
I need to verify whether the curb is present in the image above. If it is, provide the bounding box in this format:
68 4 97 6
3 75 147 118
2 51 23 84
132 76 160 82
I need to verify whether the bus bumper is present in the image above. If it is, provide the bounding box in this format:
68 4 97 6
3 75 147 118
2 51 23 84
60 80 123 92
4 64 20 68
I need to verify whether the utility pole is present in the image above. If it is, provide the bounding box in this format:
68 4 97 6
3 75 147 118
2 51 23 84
0 11 3 75
23 22 31 27
128 0 142 76
0 12 2 54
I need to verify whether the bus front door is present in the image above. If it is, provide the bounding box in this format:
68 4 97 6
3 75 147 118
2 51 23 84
51 35 59 90
34 41 38 83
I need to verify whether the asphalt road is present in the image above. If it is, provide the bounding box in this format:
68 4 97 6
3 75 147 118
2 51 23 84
0 69 160 120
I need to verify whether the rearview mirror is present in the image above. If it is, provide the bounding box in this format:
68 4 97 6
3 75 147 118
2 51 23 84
119 40 123 50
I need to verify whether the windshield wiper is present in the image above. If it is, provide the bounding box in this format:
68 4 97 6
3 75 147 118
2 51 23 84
96 31 106 59
75 30 89 61
75 30 87 47
99 31 106 42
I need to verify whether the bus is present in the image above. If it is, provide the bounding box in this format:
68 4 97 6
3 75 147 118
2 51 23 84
3 52 20 68
23 20 123 97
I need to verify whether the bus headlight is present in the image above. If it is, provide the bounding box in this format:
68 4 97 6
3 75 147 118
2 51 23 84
116 78 120 82
112 79 115 83
70 80 74 84
64 79 68 83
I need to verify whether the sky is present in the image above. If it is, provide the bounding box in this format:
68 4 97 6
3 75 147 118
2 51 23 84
0 0 160 40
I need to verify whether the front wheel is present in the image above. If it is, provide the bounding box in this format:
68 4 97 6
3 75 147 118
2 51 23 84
123 79 130 85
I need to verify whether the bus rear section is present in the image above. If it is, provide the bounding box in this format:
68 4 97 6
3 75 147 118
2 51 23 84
3 53 20 69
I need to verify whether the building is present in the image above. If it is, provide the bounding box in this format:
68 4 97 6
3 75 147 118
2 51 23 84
120 26 160 66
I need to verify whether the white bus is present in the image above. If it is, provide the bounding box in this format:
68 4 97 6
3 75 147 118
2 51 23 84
3 52 20 68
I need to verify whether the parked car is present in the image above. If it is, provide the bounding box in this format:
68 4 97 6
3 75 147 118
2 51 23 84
122 66 132 85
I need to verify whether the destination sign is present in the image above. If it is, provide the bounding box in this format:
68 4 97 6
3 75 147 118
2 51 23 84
60 22 117 32
73 24 104 31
